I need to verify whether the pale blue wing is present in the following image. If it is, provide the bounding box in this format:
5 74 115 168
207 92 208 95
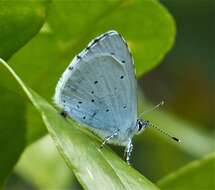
54 31 137 143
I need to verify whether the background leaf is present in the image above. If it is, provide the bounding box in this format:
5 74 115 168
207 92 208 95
157 153 215 190
0 87 26 188
0 58 160 190
0 0 49 60
0 0 49 187
15 135 74 189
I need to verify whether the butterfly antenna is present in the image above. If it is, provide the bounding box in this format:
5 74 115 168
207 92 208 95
139 100 165 117
149 122 180 143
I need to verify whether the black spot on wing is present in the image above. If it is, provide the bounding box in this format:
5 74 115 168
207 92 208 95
77 55 81 59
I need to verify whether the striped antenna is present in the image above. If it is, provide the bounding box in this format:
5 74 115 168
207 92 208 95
149 122 180 142
139 100 165 118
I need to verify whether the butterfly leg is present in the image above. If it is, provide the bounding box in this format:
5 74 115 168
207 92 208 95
100 129 120 149
124 138 133 164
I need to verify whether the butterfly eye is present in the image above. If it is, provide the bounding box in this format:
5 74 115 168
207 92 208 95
137 120 143 131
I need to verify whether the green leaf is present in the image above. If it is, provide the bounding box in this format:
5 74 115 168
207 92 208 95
0 0 49 60
15 135 74 189
0 87 26 188
0 58 160 189
157 153 215 190
0 1 49 187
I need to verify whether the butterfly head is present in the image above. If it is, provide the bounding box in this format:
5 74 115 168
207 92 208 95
136 119 150 134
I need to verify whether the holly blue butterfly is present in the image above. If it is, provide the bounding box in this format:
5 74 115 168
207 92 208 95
54 30 179 163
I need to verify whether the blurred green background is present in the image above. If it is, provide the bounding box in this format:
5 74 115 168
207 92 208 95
0 0 214 190
136 0 214 183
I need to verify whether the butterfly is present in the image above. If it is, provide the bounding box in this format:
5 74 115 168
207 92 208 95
54 30 179 164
